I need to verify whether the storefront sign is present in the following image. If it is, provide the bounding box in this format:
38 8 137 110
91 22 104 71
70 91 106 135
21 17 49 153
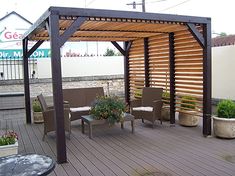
0 49 50 59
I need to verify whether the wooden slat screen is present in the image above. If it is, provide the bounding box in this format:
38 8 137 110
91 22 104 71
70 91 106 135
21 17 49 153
174 28 203 116
129 39 145 99
148 34 170 104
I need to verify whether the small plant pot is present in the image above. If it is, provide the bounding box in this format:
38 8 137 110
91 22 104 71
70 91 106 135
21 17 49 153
33 111 44 123
161 105 170 121
213 116 235 139
178 111 199 127
0 141 18 157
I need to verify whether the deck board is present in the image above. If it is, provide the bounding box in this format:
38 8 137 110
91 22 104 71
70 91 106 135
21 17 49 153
1 109 235 176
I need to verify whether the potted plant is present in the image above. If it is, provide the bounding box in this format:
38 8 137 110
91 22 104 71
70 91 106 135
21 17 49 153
134 89 142 99
178 95 199 127
213 100 235 138
90 96 126 125
0 131 18 157
162 92 170 121
33 99 43 123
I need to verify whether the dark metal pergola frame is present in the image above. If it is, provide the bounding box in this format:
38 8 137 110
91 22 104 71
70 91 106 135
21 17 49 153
22 7 211 163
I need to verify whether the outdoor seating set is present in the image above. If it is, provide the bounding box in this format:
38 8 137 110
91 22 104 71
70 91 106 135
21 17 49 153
37 87 163 140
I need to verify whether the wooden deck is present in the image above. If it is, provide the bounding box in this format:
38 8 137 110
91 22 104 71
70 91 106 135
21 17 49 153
1 109 235 176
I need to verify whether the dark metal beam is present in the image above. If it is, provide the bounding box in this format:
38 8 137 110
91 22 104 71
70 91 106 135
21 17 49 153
51 7 210 24
59 17 87 47
187 23 205 48
23 38 31 124
126 41 133 52
202 22 212 136
49 13 67 163
124 41 131 105
169 32 176 125
23 9 51 39
26 40 44 58
144 38 149 87
111 41 125 55
79 29 163 34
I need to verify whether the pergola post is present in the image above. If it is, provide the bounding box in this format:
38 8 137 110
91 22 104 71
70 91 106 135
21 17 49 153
169 32 176 124
48 13 67 163
202 22 212 136
144 38 150 87
23 38 31 124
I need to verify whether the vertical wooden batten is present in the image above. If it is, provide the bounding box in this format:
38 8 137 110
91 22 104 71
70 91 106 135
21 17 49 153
48 12 67 163
124 41 131 105
169 32 176 124
144 38 150 87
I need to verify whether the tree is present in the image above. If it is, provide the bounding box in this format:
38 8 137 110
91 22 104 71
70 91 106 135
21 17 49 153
219 32 227 36
104 48 115 56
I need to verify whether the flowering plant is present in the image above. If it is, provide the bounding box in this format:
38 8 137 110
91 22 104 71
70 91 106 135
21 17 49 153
90 96 126 125
0 131 18 146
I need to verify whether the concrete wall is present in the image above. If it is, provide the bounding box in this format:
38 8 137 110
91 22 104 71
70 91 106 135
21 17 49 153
37 56 124 78
212 45 235 100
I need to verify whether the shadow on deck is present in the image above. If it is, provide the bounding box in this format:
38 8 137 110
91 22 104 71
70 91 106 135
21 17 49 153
0 109 235 176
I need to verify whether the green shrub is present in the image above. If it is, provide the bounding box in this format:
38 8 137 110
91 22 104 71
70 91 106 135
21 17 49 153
134 89 142 98
0 131 18 146
217 100 235 118
162 92 170 105
181 95 196 110
33 99 42 112
90 96 126 125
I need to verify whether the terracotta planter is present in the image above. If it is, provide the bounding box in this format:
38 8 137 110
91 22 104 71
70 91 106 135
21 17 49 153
0 141 18 157
213 116 235 138
33 111 44 123
161 105 170 121
178 111 199 127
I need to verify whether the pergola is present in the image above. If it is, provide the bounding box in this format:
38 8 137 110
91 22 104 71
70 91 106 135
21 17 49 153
22 7 211 163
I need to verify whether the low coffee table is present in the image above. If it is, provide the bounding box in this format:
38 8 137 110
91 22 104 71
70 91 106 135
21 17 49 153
81 113 135 139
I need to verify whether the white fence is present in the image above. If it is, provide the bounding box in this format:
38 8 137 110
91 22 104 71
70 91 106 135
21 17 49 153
212 45 235 100
37 56 124 78
1 47 235 101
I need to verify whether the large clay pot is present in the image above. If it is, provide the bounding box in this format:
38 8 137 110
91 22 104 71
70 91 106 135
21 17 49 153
178 111 199 127
213 116 235 138
33 112 44 123
161 106 170 121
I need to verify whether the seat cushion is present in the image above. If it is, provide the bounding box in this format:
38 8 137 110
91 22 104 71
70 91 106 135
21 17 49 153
132 106 153 112
70 106 91 112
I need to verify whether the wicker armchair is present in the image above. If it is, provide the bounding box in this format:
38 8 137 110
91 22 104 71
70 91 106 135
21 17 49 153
37 94 71 141
130 87 163 127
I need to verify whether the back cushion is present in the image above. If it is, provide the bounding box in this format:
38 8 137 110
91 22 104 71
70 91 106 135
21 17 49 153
142 87 163 106
63 88 86 107
85 87 104 106
63 87 104 107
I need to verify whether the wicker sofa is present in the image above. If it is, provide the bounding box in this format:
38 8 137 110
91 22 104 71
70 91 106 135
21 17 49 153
63 87 104 121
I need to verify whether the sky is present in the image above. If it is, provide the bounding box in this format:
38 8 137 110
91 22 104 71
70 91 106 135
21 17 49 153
1 0 235 55
1 0 235 35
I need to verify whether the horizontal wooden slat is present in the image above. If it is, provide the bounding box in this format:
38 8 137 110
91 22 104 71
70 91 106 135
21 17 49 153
175 81 202 86
175 89 202 95
175 55 203 60
174 50 203 55
129 55 144 59
175 59 202 64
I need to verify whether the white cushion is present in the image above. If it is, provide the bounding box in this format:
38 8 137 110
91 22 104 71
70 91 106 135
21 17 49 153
70 106 91 112
132 106 153 112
